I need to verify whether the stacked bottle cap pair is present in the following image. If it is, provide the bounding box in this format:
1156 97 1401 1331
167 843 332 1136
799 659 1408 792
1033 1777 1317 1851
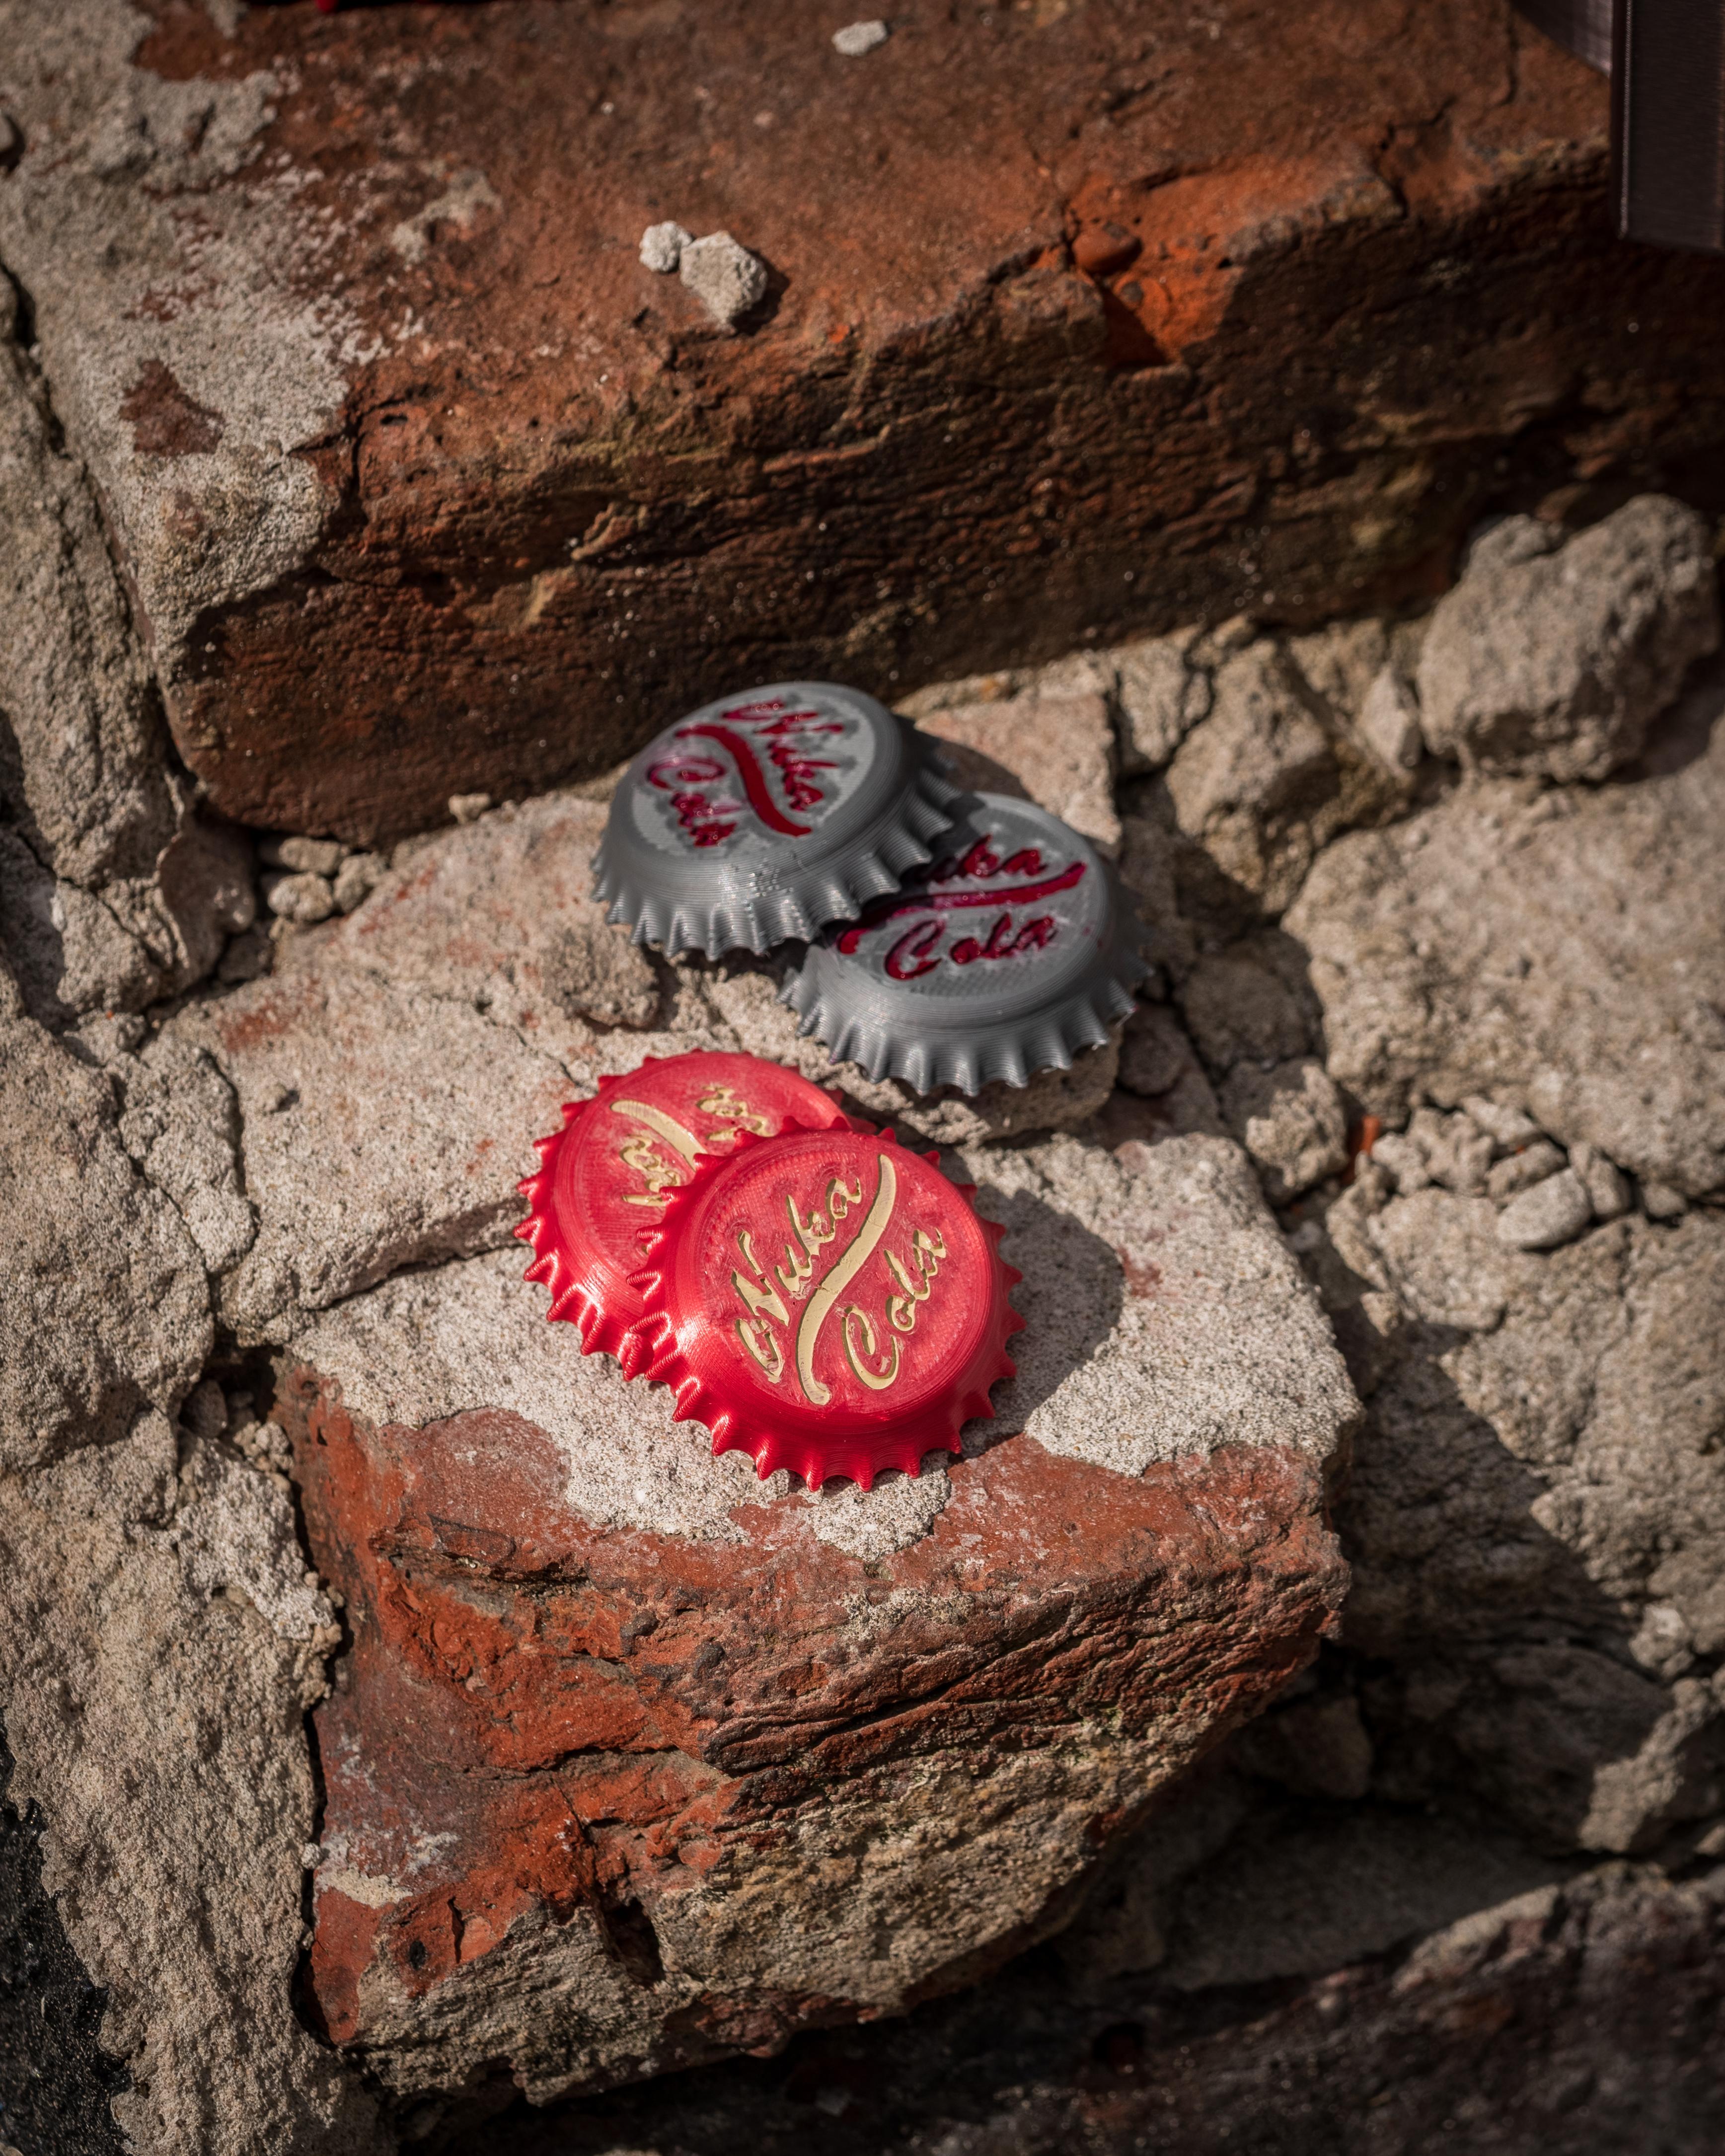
517 1050 1022 1489
592 681 1150 1094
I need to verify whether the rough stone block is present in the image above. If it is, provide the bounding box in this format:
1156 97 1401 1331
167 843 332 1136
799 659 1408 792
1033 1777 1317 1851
1285 666 1725 1199
1164 640 1407 918
6 0 1725 840
1311 1175 1725 1853
1114 632 1210 774
167 957 573 1345
0 825 159 1022
330 793 661 1054
1417 496 1720 780
0 1006 210 1472
0 296 175 889
285 1127 1355 2099
0 1414 379 2156
1175 934 1321 1073
1 284 258 1021
114 1031 255 1277
1219 1056 1349 1204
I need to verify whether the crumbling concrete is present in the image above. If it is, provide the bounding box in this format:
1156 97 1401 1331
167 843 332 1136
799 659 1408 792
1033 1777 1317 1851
1285 668 1725 1199
1417 496 1719 779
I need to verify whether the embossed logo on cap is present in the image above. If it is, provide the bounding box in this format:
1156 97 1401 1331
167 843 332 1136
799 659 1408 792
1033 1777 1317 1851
516 1052 864 1374
646 697 851 848
593 681 959 958
782 791 1149 1096
633 1125 1022 1488
636 695 872 856
835 829 1089 980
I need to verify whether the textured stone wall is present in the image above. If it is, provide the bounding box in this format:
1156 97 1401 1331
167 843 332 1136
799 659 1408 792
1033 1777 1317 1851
2 7 1724 2155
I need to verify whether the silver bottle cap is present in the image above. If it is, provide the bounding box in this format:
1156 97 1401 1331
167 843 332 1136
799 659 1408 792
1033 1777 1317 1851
594 682 959 958
781 793 1149 1095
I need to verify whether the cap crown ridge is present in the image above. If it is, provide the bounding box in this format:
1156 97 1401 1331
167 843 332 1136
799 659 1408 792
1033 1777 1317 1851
515 1095 640 1359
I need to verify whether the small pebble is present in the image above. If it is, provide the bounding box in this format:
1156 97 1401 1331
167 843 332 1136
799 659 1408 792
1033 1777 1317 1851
332 851 385 914
1359 666 1423 773
182 1378 227 1441
1570 1140 1632 1221
448 792 493 824
1641 1181 1689 1221
1071 222 1140 279
1369 1131 1429 1194
1460 1096 1543 1154
262 869 336 925
1495 1167 1591 1250
679 231 768 327
832 18 889 55
639 220 692 274
1486 1139 1565 1203
260 834 346 877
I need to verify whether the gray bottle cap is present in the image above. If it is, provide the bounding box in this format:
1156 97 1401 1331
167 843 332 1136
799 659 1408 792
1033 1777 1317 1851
593 682 959 958
781 793 1150 1095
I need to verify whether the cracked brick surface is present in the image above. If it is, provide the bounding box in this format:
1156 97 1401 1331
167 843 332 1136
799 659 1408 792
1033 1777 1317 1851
3 0 1725 840
286 1364 1347 2103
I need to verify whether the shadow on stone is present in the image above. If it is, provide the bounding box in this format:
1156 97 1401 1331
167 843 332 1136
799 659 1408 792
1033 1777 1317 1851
0 1727 128 2156
1617 651 1725 781
1341 1315 1708 1855
956 1185 1125 1453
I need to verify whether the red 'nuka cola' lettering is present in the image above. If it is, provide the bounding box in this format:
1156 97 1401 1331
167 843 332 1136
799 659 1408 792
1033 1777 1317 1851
835 832 1087 980
646 700 846 843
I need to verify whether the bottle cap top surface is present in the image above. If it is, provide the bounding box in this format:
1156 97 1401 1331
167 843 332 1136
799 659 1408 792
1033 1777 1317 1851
633 1123 1022 1489
780 792 1149 1095
515 1052 863 1376
593 682 959 958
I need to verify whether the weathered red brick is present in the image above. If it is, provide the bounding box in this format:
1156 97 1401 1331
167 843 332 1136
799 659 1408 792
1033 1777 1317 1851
286 1373 1346 2098
6 1 1724 841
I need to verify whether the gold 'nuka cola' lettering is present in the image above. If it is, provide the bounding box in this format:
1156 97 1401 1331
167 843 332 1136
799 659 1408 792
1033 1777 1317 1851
841 1303 900 1389
775 1176 865 1299
774 1235 816 1301
696 1084 774 1137
727 1162 944 1405
617 1134 682 1207
610 1098 702 1208
732 1229 787 1382
795 1157 898 1407
887 1228 948 1334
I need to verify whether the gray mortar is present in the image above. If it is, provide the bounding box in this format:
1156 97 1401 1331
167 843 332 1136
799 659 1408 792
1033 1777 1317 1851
678 232 768 327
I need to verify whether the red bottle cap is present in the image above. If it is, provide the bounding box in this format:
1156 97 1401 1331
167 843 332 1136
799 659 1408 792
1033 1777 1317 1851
632 1125 1022 1489
516 1053 865 1376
